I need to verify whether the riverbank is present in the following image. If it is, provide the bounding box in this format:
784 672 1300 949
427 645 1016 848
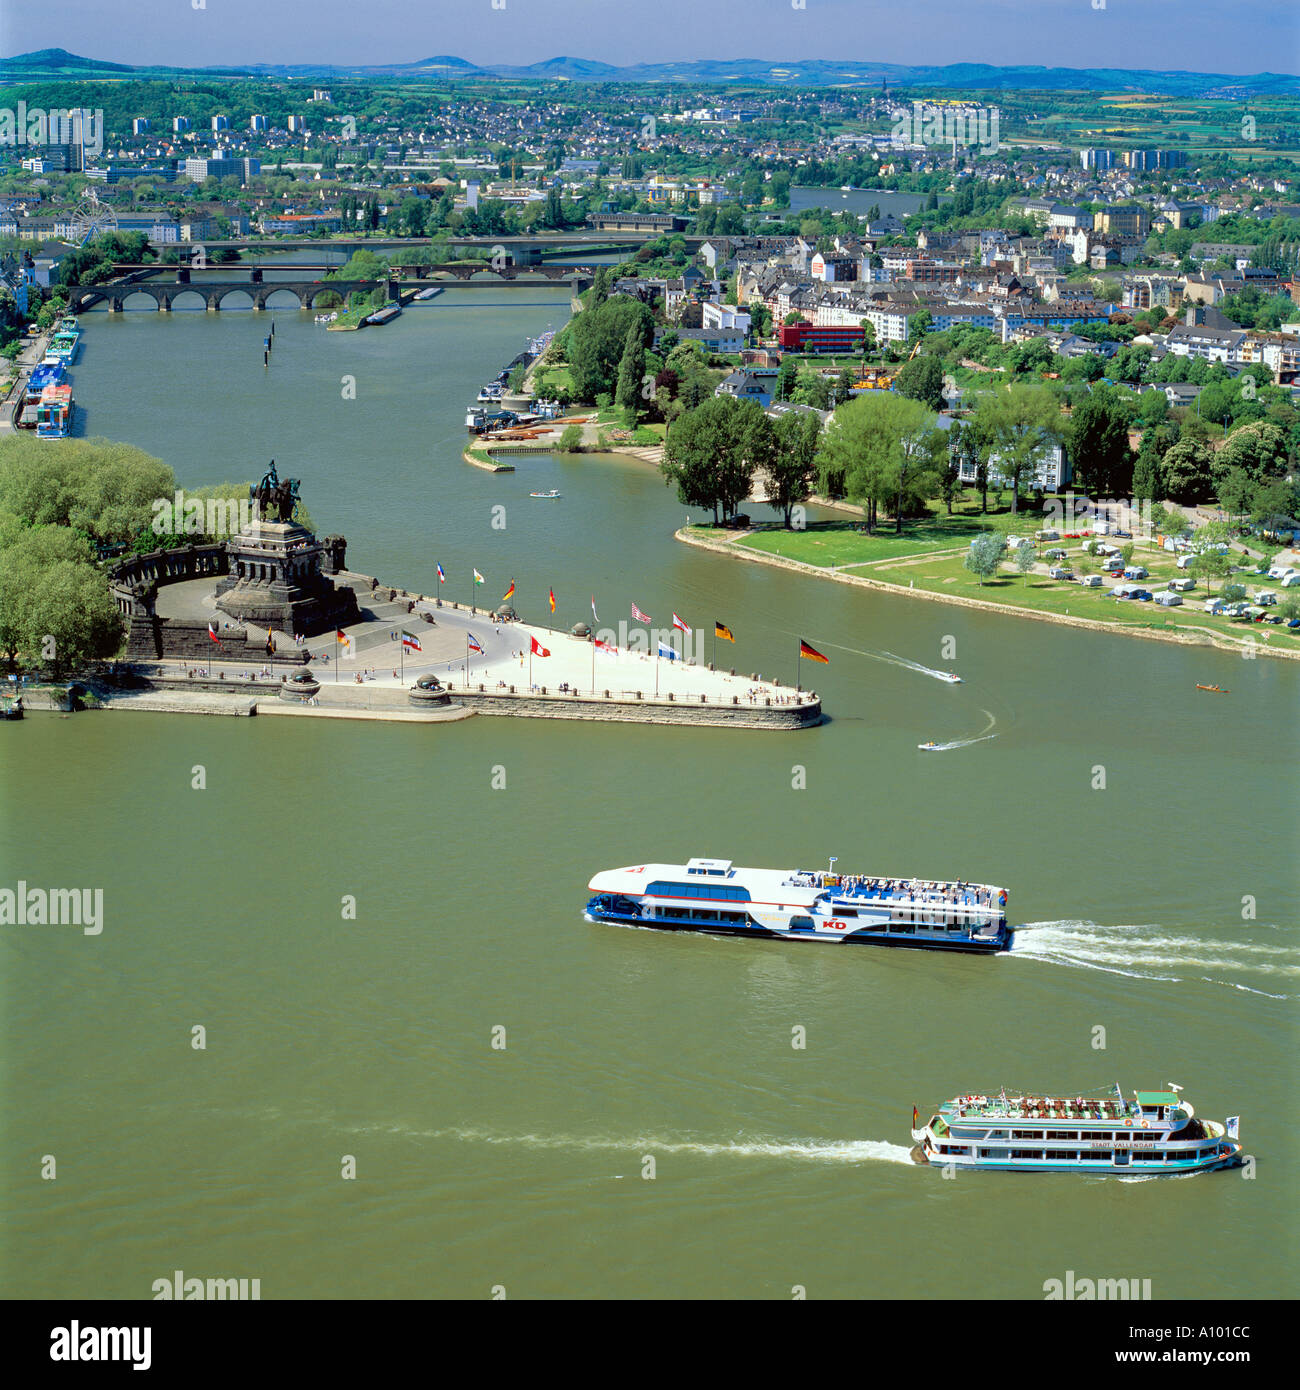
678 527 1300 662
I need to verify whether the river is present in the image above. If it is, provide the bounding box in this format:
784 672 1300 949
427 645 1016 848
1 287 1296 1299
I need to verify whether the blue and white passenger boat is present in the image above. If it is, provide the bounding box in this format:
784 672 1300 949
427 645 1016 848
910 1085 1243 1174
584 858 1013 952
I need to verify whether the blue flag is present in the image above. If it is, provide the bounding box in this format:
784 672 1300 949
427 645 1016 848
657 640 676 661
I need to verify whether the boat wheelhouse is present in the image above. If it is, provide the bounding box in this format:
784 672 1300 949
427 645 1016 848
585 858 1013 952
910 1085 1242 1174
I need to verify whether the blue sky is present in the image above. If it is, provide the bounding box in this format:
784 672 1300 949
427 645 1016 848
1 0 1294 75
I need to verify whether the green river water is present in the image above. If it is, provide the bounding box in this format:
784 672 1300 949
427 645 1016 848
1 287 1296 1299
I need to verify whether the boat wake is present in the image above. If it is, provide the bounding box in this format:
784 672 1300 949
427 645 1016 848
877 651 962 683
345 1122 914 1166
1011 922 1297 998
922 709 998 751
777 633 962 685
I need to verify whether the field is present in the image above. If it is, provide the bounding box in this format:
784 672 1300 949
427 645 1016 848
691 494 1300 653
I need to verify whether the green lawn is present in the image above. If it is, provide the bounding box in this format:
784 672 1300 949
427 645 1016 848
690 507 1300 649
729 498 1054 568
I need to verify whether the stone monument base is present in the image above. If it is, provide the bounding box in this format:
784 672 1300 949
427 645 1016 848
213 519 359 637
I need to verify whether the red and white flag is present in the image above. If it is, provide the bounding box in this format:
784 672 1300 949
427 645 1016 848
594 637 619 656
590 595 598 623
530 635 551 657
631 602 651 623
208 621 221 644
672 613 692 635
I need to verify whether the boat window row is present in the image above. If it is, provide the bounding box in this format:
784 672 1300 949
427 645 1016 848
658 907 749 924
646 881 751 902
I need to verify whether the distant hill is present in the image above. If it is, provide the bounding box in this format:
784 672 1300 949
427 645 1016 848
1 48 1295 94
1 47 135 75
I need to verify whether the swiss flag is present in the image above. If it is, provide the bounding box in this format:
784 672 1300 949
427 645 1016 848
530 635 551 657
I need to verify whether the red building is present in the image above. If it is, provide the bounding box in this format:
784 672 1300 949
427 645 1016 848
778 323 869 354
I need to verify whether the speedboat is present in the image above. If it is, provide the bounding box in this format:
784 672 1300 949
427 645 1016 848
937 672 962 684
918 741 941 751
1195 684 1228 693
529 490 561 499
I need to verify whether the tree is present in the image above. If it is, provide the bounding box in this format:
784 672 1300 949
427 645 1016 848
816 392 943 534
964 532 1004 586
765 410 821 527
972 383 1062 515
614 323 647 417
894 354 946 411
1015 543 1036 586
661 395 764 525
1214 420 1290 488
566 297 654 402
558 424 583 453
774 358 798 403
1160 436 1215 505
1131 432 1164 502
1190 550 1231 595
1068 386 1133 497
0 527 122 673
858 319 876 363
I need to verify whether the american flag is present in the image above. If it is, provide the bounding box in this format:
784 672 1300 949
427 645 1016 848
631 602 651 623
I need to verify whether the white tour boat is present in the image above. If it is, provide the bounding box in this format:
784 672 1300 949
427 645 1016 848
585 858 1013 952
910 1085 1243 1174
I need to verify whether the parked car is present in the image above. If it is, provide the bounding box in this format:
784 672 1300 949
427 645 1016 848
1133 590 1153 602
1287 617 1300 628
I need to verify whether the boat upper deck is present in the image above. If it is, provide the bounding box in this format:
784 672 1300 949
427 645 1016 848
941 1092 1188 1124
782 870 1006 908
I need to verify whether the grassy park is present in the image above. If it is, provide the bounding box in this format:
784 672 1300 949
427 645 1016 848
686 492 1300 654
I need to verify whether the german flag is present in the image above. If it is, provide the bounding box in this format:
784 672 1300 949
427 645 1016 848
502 579 515 603
799 639 829 664
715 621 734 643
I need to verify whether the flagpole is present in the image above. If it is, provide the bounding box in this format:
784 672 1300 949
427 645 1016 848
591 638 595 695
335 629 339 686
400 633 404 684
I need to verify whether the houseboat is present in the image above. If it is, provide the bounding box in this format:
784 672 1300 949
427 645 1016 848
910 1085 1242 1174
584 858 1013 952
35 384 74 438
47 317 81 364
15 361 65 428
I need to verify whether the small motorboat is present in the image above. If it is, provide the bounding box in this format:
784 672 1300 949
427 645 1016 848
1195 684 1228 693
529 490 562 499
918 740 941 751
938 672 963 684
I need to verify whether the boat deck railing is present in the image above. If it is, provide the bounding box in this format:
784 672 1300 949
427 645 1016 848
949 1098 1141 1122
782 874 1006 912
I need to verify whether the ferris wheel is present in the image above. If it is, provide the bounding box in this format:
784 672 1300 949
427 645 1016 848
68 189 119 246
